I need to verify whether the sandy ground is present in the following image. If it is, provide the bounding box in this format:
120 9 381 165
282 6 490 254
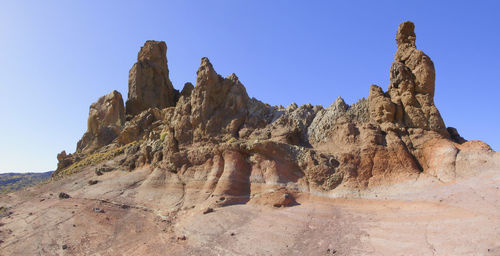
0 164 498 256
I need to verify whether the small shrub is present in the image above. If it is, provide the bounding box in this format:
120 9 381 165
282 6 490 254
160 131 168 141
226 137 237 144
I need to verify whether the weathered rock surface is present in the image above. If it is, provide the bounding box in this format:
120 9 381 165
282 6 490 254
179 82 194 98
125 41 176 116
367 21 447 140
76 90 125 153
388 21 447 135
56 150 74 171
368 85 395 124
447 126 467 144
188 58 250 142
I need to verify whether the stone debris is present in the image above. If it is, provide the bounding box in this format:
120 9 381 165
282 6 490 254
202 208 214 214
93 208 105 213
58 192 70 199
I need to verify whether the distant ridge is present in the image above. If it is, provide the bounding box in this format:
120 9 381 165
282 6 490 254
0 171 53 194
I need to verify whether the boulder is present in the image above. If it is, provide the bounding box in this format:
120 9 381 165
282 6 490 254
58 192 71 199
423 139 459 182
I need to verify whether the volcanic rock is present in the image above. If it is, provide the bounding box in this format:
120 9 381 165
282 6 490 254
189 58 250 142
76 90 125 153
368 85 395 124
126 40 176 116
447 126 467 144
180 82 194 98
202 207 214 214
387 21 447 135
11 21 497 256
56 150 75 171
57 21 475 200
93 208 105 213
58 192 70 199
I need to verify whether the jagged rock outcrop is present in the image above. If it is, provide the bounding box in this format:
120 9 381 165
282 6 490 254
55 150 76 172
76 90 125 153
179 82 194 98
308 97 369 144
268 103 319 146
54 21 496 207
171 57 250 144
125 40 177 116
190 58 249 141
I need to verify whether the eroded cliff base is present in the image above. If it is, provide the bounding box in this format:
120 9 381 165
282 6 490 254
0 161 499 255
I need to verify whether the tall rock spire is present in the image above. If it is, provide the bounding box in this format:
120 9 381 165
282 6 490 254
125 40 176 116
369 21 448 136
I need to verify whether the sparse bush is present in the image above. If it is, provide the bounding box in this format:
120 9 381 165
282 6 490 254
54 141 139 178
226 137 237 144
160 131 168 141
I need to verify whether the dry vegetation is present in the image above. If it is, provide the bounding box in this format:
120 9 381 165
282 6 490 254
54 142 138 178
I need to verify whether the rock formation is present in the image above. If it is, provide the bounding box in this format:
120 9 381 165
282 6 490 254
4 21 498 256
367 21 447 137
54 21 495 202
56 150 75 171
179 82 194 98
387 21 447 135
125 40 177 116
179 57 250 143
76 90 125 153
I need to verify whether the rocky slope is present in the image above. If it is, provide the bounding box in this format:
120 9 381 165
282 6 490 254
0 21 498 255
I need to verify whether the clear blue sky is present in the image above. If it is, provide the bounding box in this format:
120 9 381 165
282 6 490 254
1 1 499 173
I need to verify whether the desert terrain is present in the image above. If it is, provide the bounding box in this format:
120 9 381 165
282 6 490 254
0 21 499 255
